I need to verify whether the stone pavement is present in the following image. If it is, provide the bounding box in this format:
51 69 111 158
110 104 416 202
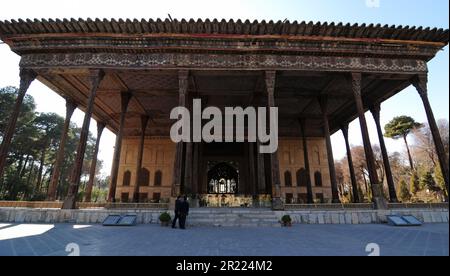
0 222 448 256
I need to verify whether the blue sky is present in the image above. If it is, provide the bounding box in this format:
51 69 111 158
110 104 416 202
0 0 448 175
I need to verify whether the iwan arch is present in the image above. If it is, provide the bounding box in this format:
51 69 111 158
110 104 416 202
0 18 448 210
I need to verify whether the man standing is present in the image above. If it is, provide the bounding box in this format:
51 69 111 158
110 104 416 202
172 196 182 229
179 196 190 229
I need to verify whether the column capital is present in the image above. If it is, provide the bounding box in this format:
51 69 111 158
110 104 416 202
412 74 428 98
120 91 132 113
65 97 78 110
97 121 106 135
141 115 150 133
340 123 349 138
370 102 381 121
319 95 328 115
19 68 37 90
178 70 189 96
350 72 362 96
88 69 105 87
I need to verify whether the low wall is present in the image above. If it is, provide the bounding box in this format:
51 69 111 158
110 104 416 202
283 208 449 224
0 206 448 225
0 201 168 209
0 208 167 224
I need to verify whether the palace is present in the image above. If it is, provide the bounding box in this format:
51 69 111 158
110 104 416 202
0 19 448 210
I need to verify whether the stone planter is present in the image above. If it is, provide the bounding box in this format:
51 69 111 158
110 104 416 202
160 220 170 227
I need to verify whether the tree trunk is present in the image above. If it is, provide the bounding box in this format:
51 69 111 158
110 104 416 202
403 134 414 171
35 140 48 195
20 155 30 178
17 154 24 175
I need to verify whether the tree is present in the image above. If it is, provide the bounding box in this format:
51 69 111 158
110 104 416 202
384 116 423 171
0 86 36 140
412 119 449 171
0 86 103 202
32 113 64 197
398 180 411 202
410 172 419 194
435 166 448 199
420 171 439 192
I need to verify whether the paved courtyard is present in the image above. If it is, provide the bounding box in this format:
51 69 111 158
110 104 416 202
0 222 448 256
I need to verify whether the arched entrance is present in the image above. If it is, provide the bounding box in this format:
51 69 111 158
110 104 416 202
207 162 239 194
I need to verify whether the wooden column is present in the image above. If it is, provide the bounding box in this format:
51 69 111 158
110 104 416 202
256 140 266 194
299 119 313 204
413 75 449 197
370 103 399 203
265 71 282 209
341 124 360 203
319 96 341 203
47 98 77 201
107 91 132 202
184 142 193 194
63 70 104 209
248 142 257 197
171 70 189 197
0 69 36 179
192 143 199 195
132 115 149 202
351 73 386 209
84 122 105 202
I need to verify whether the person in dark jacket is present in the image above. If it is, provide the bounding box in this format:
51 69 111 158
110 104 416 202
172 196 182 228
178 196 190 229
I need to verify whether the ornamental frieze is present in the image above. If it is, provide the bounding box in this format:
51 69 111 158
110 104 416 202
20 52 428 73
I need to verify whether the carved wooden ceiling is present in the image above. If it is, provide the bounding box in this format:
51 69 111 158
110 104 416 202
36 69 413 138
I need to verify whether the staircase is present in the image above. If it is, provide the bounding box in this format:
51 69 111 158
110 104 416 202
185 208 282 227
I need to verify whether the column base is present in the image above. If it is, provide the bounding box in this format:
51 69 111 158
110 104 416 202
169 197 178 211
62 196 77 210
372 183 388 209
373 196 388 210
332 198 342 204
271 197 284 211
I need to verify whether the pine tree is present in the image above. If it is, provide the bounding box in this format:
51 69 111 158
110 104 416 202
398 180 411 202
410 172 419 194
420 171 439 192
434 166 448 197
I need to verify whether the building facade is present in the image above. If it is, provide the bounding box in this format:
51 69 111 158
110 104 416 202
0 18 448 209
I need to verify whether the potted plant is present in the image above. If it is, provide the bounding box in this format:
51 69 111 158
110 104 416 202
159 212 171 227
280 215 292 227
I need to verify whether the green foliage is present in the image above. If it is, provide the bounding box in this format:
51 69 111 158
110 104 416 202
0 86 36 139
434 166 447 196
384 116 423 140
159 212 171 222
398 180 411 202
420 171 439 192
91 186 108 203
281 215 292 223
0 86 106 201
410 172 419 194
357 186 365 203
